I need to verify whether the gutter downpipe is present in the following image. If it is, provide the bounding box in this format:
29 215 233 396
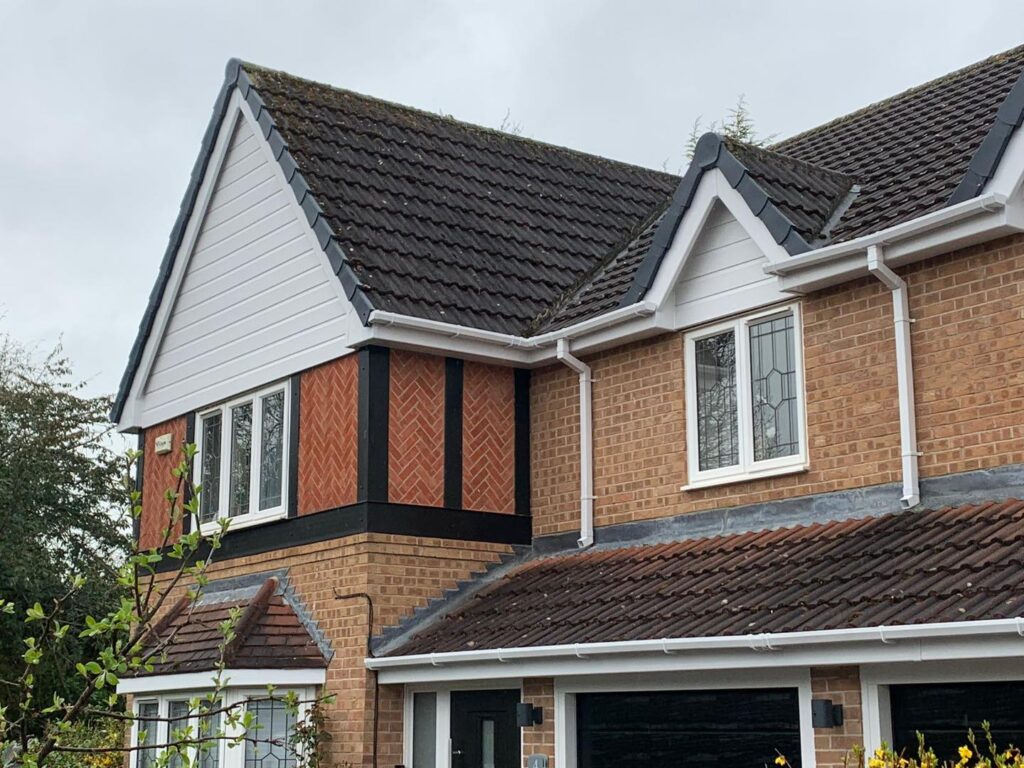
867 244 921 509
556 338 595 548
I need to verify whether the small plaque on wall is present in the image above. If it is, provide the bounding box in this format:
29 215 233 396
154 433 173 455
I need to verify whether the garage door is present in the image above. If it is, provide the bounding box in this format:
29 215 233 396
890 682 1024 762
576 688 802 768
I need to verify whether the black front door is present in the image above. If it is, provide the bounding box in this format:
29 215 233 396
450 690 520 768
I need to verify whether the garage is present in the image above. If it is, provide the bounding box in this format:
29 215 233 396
890 682 1024 761
576 688 802 768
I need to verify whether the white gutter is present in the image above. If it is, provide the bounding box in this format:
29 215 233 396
556 339 595 548
366 618 1024 671
867 245 921 508
367 301 658 355
766 193 1006 276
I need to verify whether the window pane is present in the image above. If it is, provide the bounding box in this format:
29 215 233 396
199 413 222 524
199 707 222 768
749 313 799 462
694 330 739 471
229 403 253 517
167 700 190 768
245 699 297 768
481 719 496 768
259 391 285 511
137 702 160 768
412 692 437 768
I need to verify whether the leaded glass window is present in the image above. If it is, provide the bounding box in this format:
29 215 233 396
694 330 739 471
167 700 190 768
198 707 221 768
137 701 160 768
749 312 799 461
259 392 285 511
199 413 222 524
229 403 253 518
245 699 297 768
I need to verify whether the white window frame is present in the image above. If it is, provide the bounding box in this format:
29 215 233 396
683 302 808 490
130 686 312 768
194 380 291 534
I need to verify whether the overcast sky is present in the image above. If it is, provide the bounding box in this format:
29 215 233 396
2 1 1022 400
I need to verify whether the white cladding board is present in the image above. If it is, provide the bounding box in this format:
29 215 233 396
673 201 789 328
141 114 351 422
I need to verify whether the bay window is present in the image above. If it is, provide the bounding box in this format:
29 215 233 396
196 381 290 532
683 303 807 488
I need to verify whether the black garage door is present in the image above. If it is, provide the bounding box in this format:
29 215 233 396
891 682 1024 762
577 688 801 768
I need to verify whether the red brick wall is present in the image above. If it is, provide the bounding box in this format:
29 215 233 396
297 354 359 514
139 416 187 550
531 233 1024 537
388 351 445 506
463 361 516 513
811 666 864 768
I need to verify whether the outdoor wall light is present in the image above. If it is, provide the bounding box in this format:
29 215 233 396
811 698 844 728
516 702 544 727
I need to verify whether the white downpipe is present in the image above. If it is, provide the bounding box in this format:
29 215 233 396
867 244 921 509
556 338 594 549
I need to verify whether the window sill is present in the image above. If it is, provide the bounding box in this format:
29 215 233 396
680 462 809 492
198 508 287 536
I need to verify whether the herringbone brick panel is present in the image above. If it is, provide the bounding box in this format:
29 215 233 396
463 362 515 513
298 355 359 514
388 351 445 506
140 416 187 549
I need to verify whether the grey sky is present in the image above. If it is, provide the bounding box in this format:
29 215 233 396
1 0 1022 399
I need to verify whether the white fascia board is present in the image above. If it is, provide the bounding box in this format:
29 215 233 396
771 194 1019 294
367 619 1024 684
117 668 327 695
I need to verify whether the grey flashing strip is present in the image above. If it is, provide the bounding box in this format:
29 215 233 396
616 132 813 308
110 58 377 425
948 65 1024 205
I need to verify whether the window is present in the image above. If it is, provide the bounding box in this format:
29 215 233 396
130 689 307 768
196 381 290 531
684 304 807 488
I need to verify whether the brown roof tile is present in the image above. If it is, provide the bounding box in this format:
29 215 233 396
386 500 1024 656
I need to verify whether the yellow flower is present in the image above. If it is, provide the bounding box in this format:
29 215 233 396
869 758 886 768
960 747 974 761
776 756 788 766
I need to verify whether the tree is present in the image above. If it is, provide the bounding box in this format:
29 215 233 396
0 335 128 722
677 94 777 169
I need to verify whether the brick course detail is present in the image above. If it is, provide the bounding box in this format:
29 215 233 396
388 351 445 506
139 416 187 549
811 666 864 768
298 354 359 514
463 362 516 513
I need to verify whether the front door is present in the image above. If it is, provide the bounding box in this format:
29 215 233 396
450 690 520 768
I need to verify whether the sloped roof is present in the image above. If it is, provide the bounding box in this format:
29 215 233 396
113 46 1024 422
385 499 1024 656
138 576 329 676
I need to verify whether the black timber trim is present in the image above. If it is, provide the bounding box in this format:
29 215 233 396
513 368 531 517
618 132 814 308
444 358 464 509
287 373 302 518
110 57 378 424
358 346 390 502
151 501 531 571
133 432 144 545
182 414 196 535
948 66 1024 204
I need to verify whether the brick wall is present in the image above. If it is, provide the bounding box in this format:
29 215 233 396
139 416 187 550
811 666 864 768
389 351 445 506
531 234 1024 537
154 532 512 767
297 354 359 514
522 677 556 768
463 361 516 513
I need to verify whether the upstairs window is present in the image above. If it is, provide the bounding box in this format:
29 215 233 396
683 304 807 489
196 381 290 531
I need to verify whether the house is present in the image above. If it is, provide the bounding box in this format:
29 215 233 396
112 44 1024 768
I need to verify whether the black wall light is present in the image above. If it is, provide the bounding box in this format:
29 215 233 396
811 698 844 728
516 702 544 727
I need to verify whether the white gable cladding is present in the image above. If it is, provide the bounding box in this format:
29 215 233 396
671 201 790 329
128 94 357 429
